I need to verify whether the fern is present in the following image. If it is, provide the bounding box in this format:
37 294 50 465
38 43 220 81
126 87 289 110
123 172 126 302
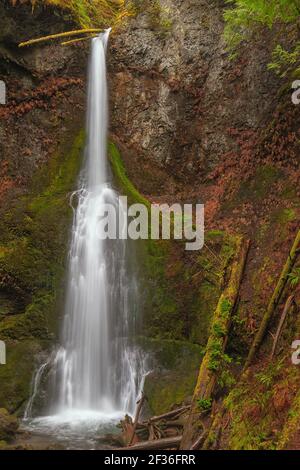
288 267 300 287
224 0 300 76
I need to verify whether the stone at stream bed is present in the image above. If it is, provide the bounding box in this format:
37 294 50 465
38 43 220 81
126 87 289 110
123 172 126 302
0 408 19 442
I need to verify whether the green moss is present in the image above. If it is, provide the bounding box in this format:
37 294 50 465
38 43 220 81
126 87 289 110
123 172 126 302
0 130 84 412
36 0 128 29
271 207 296 225
280 184 298 201
224 357 287 450
224 165 281 212
132 0 173 35
212 322 226 338
0 340 42 414
207 336 231 373
198 397 212 411
277 390 300 449
140 337 203 415
220 298 232 318
0 293 54 341
0 407 18 442
225 384 273 449
108 142 150 208
0 129 83 295
189 281 218 345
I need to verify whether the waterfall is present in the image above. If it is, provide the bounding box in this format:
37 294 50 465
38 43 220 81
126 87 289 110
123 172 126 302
24 30 145 438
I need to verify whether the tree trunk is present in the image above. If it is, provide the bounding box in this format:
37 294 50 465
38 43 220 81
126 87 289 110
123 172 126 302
244 229 300 370
19 29 102 48
180 236 250 450
129 393 146 446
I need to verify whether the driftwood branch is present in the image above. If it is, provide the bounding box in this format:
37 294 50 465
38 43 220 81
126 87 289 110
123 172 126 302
113 404 190 449
270 295 296 359
120 415 137 447
129 393 146 446
61 35 98 46
18 29 102 48
244 229 300 369
180 236 250 450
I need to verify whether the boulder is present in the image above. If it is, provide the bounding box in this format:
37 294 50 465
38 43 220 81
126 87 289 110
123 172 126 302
0 408 19 442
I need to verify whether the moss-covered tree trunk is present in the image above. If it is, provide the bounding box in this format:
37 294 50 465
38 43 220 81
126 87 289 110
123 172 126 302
180 236 250 450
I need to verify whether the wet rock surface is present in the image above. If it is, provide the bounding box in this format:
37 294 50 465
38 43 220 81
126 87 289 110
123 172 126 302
109 0 279 193
0 408 18 442
0 1 87 414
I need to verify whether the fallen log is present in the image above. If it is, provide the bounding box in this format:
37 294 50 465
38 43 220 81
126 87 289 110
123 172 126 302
180 236 250 450
18 29 102 48
118 436 181 451
161 419 185 427
270 295 296 359
61 35 98 46
144 405 190 424
244 229 300 369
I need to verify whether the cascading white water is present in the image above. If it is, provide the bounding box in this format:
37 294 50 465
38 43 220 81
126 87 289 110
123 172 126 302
53 29 144 415
23 31 145 441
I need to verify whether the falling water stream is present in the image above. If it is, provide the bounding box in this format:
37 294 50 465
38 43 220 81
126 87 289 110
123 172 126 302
23 30 145 449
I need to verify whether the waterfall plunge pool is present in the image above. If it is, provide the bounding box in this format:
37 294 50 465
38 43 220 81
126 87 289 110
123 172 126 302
22 410 124 449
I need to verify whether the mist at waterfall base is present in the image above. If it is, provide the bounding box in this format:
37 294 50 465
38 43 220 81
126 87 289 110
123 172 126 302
22 31 146 449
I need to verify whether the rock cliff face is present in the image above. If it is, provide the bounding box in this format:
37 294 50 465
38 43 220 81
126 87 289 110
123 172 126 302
109 0 300 366
0 0 86 206
109 0 278 193
0 0 87 414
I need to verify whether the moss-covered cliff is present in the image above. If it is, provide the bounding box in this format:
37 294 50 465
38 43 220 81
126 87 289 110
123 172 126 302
0 129 84 413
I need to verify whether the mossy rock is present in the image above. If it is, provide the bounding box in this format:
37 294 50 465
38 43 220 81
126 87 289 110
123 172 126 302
138 337 203 415
0 129 84 412
0 408 18 442
0 340 43 414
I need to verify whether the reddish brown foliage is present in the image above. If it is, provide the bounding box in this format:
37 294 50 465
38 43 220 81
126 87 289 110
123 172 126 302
272 383 293 414
0 77 83 120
